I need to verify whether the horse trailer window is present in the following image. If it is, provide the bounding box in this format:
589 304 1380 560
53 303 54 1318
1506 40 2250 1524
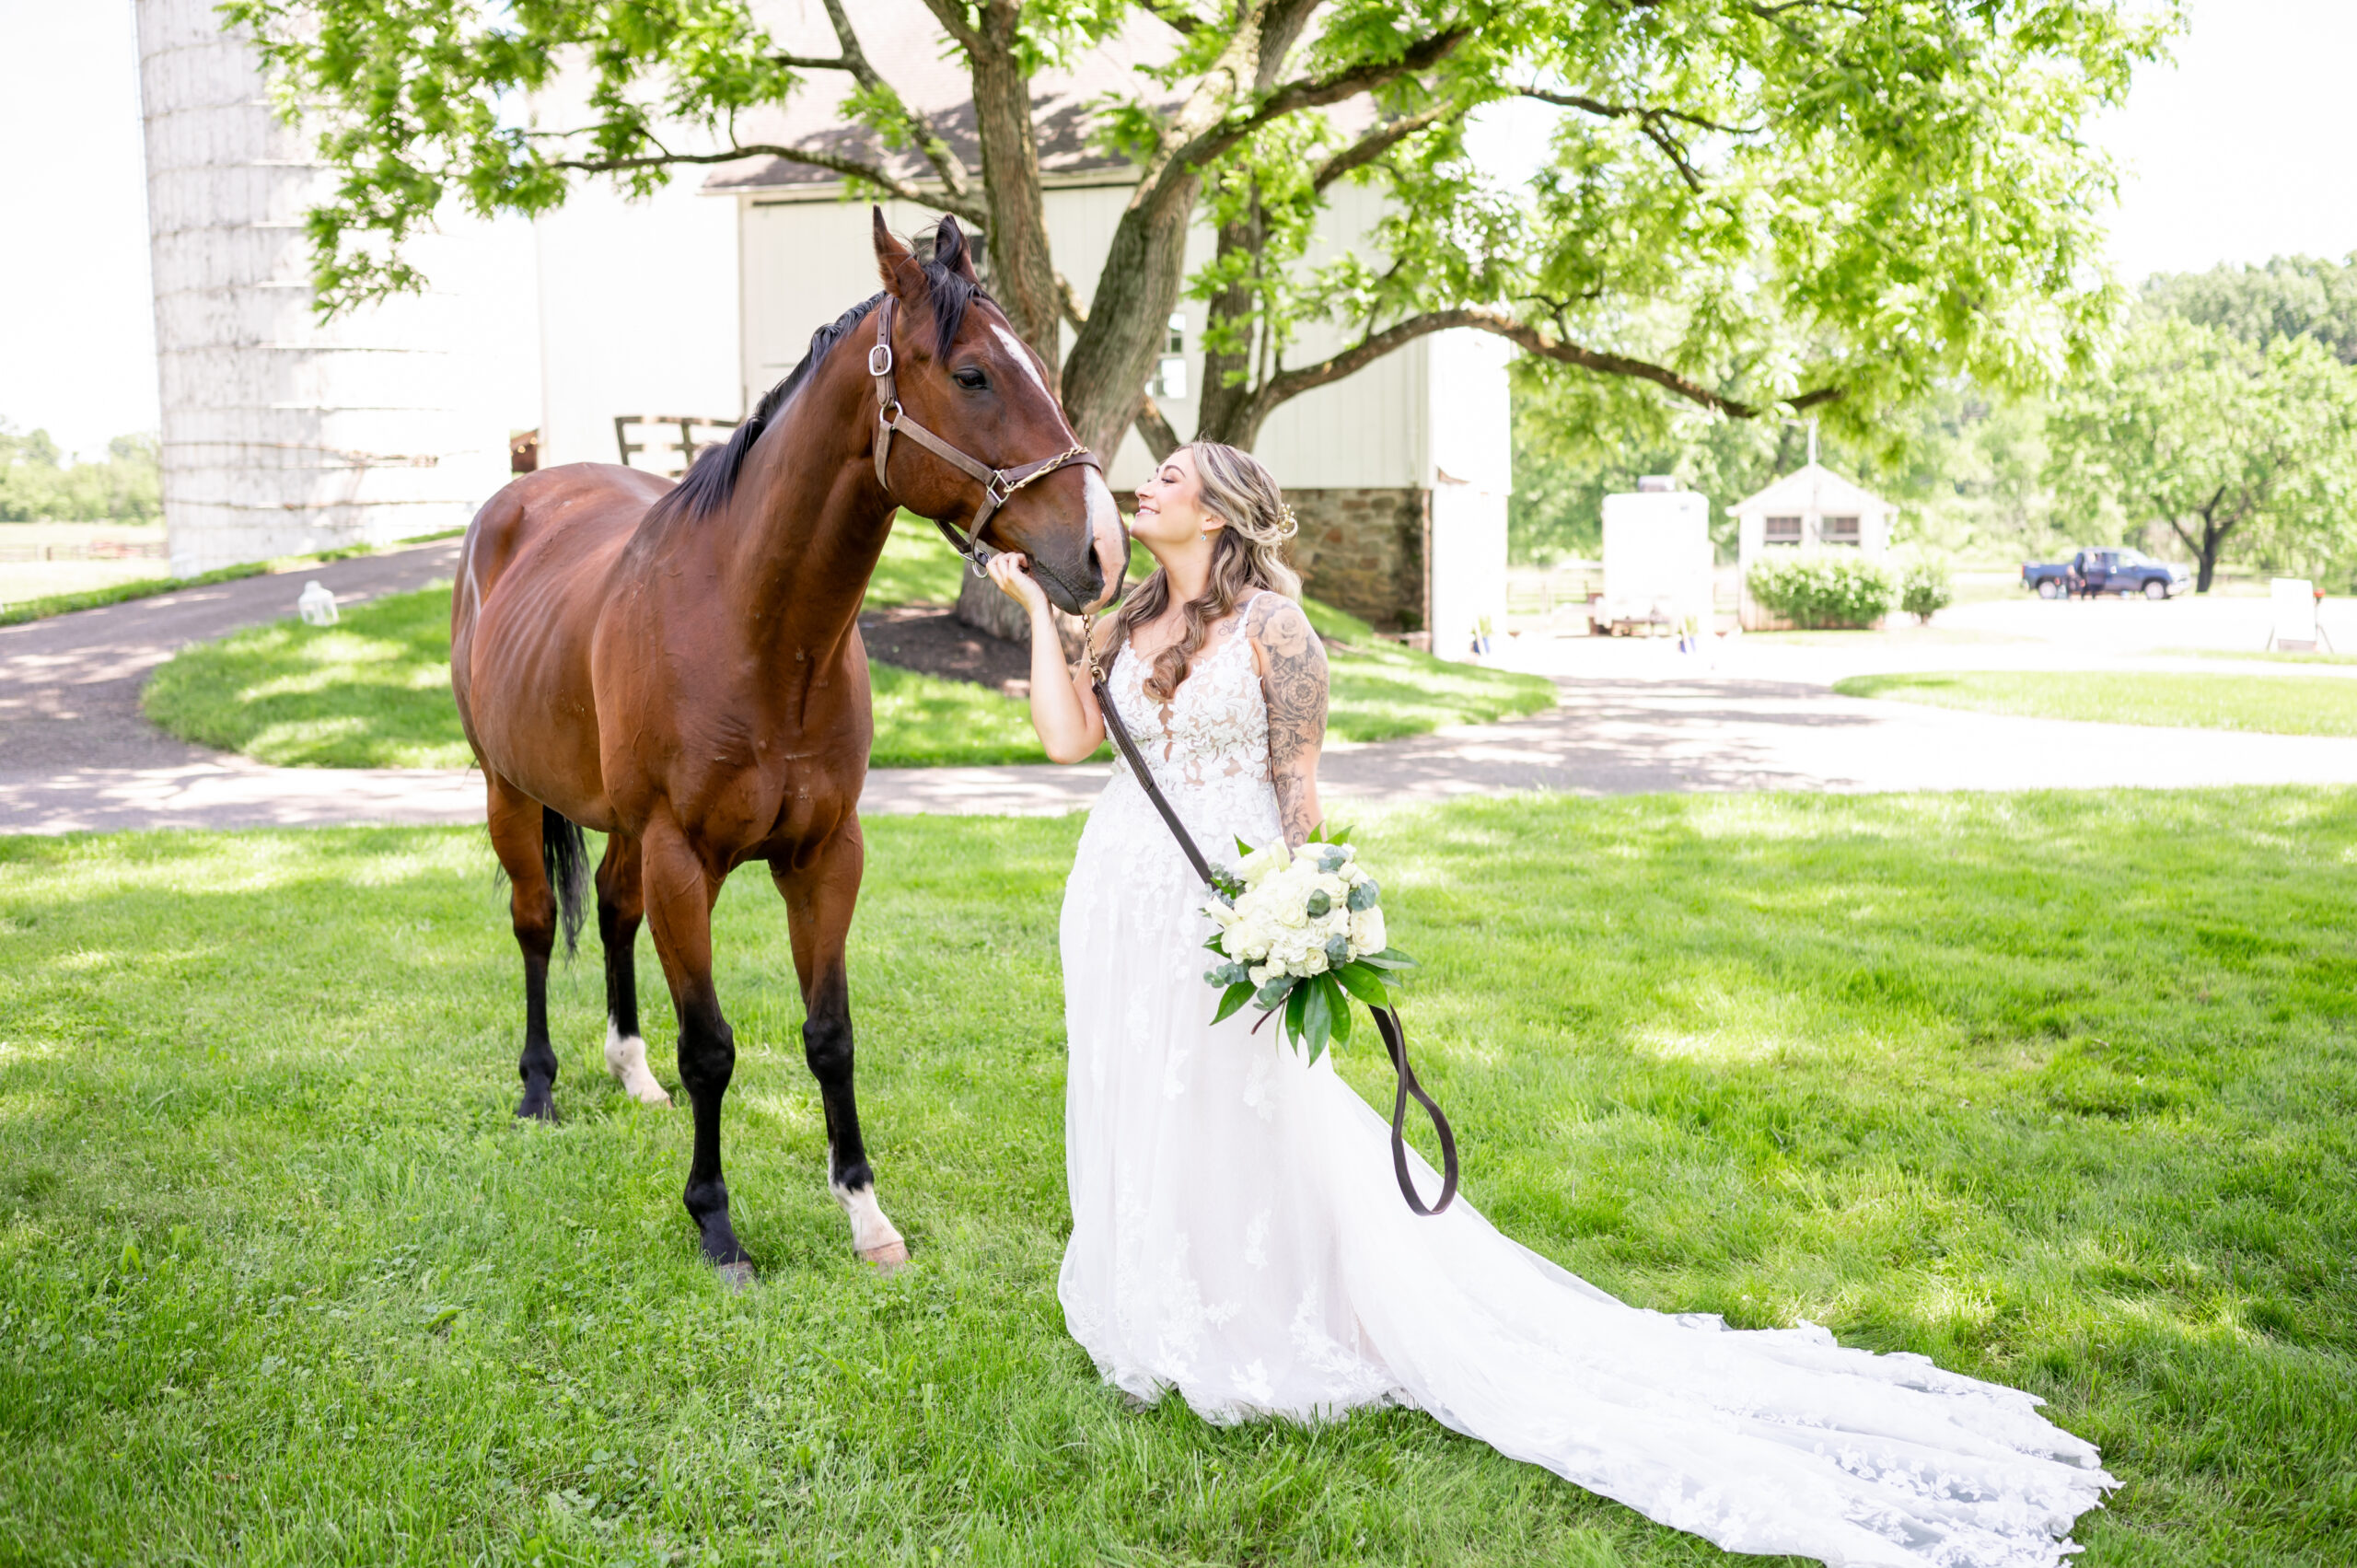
1764 516 1802 545
1823 516 1861 546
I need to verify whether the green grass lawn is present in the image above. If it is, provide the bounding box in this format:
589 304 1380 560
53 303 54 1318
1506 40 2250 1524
1834 668 2357 737
3 789 2351 1564
140 522 1554 770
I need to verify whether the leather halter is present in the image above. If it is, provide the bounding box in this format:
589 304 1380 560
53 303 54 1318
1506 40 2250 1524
869 294 1102 575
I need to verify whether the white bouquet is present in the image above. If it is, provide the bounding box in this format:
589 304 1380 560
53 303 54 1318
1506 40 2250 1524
1199 825 1414 1061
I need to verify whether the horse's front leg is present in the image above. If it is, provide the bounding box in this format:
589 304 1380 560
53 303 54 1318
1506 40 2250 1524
772 825 907 1272
639 815 749 1282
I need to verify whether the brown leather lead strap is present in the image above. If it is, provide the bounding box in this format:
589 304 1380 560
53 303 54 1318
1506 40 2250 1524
1374 1005 1459 1216
1089 657 1458 1217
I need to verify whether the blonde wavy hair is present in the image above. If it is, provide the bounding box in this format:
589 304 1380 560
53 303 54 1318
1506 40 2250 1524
1109 442 1302 703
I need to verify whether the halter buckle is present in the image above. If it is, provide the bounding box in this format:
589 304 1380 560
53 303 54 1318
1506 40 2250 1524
867 343 893 377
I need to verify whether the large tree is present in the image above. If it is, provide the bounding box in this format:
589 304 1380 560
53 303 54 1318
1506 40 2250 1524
2047 315 2357 592
230 0 2165 466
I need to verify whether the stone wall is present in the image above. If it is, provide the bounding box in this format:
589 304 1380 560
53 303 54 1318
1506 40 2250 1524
1283 487 1429 632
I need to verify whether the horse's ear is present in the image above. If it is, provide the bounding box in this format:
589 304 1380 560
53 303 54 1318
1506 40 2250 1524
872 206 923 298
933 215 980 285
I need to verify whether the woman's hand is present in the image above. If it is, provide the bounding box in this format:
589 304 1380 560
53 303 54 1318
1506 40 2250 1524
988 551 1107 764
986 552 1051 619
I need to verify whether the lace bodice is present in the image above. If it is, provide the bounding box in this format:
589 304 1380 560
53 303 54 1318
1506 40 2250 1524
1103 594 1274 831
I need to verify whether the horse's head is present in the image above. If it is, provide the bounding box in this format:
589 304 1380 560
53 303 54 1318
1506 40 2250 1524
871 210 1123 614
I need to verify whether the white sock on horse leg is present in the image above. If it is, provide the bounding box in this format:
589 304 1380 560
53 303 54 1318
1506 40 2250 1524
604 1022 671 1106
830 1167 906 1260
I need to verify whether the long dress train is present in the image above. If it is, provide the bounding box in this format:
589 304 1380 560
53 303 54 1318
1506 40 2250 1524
1057 602 2114 1568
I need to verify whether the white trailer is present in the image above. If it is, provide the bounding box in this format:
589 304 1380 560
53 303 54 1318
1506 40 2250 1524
1591 486 1713 636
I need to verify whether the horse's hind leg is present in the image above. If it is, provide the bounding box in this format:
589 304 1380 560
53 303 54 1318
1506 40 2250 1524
596 831 670 1107
485 773 560 1121
772 824 906 1271
640 815 750 1278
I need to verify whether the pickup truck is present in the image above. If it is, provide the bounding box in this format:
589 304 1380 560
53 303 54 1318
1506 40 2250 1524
2022 549 2192 600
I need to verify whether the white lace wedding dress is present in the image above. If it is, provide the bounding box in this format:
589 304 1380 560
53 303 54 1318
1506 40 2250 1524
1057 597 2115 1568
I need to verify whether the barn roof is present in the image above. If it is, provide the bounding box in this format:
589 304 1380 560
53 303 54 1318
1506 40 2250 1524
706 0 1170 195
1728 462 1894 517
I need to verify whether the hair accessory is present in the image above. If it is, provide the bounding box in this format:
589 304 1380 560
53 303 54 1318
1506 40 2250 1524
1274 501 1298 538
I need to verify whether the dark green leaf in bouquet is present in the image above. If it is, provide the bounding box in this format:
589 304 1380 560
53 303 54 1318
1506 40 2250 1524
1320 973 1353 1047
1236 835 1258 858
1212 981 1255 1025
1358 947 1419 971
1285 978 1310 1050
1331 960 1393 1007
1300 975 1331 1063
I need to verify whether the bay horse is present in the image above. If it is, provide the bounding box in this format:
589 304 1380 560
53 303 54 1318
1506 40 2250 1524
450 212 1123 1280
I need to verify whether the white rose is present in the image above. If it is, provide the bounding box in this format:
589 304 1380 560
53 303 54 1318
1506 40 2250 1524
1349 906 1386 956
1302 946 1329 974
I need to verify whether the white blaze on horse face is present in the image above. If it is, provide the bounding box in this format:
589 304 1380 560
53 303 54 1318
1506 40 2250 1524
1085 467 1125 606
605 1022 671 1107
990 322 1052 398
830 1163 907 1260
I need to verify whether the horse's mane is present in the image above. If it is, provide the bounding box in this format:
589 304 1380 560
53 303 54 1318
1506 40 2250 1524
655 240 989 526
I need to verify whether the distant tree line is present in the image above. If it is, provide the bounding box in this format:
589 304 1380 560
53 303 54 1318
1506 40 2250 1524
1513 254 2357 592
0 424 163 525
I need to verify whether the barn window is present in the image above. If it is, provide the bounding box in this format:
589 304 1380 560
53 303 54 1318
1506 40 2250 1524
1154 313 1189 401
1822 515 1861 546
1763 515 1801 546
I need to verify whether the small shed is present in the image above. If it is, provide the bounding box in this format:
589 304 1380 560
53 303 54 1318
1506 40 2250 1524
1729 462 1898 629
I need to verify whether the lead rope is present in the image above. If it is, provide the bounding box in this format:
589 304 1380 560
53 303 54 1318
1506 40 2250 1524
1081 610 1459 1217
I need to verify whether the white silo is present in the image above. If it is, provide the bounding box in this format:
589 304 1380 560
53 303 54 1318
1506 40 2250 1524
134 0 507 575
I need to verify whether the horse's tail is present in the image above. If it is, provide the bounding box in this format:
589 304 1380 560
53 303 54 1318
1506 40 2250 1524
541 807 591 960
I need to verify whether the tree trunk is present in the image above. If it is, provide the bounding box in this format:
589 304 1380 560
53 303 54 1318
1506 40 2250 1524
1060 179 1204 460
955 567 1086 657
1192 203 1266 448
966 26 1062 359
2196 524 2223 594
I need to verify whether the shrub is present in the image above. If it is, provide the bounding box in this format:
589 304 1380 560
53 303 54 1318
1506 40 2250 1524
1899 556 1954 623
1746 554 1894 628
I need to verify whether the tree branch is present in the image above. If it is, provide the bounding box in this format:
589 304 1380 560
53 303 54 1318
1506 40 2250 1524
1311 102 1463 191
1140 0 1203 35
912 0 984 57
811 0 974 201
1135 394 1183 459
1258 305 1842 421
549 143 985 226
1157 26 1472 198
1056 271 1090 329
1516 87 1758 136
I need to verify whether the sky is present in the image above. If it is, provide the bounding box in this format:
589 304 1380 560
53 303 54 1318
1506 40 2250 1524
2 0 2352 460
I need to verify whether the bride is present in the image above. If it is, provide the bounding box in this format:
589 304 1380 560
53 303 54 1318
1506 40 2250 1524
983 441 2114 1567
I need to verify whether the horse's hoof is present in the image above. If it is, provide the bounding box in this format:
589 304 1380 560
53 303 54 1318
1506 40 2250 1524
714 1260 755 1293
857 1240 910 1275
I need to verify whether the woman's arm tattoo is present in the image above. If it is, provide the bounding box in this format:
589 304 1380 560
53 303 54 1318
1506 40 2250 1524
1257 598 1328 846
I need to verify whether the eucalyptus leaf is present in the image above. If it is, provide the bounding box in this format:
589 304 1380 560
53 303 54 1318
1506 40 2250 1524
1256 975 1297 1010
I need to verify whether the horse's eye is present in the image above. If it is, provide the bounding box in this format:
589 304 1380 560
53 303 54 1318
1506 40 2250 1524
953 367 989 391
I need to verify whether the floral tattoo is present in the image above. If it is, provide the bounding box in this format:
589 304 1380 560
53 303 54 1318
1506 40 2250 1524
1253 596 1328 846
